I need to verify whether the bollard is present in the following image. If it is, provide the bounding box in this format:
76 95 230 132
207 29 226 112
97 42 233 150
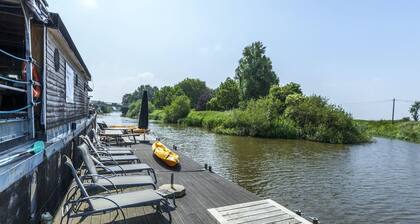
204 163 208 170
171 173 174 188
312 217 319 224
208 165 212 172
294 210 302 216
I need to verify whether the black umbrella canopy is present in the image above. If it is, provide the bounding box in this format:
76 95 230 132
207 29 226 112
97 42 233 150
138 91 149 129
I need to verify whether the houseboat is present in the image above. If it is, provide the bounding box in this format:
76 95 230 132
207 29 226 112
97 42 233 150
0 0 94 223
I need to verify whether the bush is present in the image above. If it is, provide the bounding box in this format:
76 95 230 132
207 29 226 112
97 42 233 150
126 101 155 119
126 100 140 118
100 105 112 114
356 120 420 143
183 111 232 129
163 95 191 123
178 94 369 144
207 78 240 111
285 95 368 143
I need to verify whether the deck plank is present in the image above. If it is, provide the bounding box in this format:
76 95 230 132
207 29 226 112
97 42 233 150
54 142 308 224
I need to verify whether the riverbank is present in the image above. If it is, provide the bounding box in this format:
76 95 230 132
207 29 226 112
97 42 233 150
99 113 420 223
150 109 370 144
150 110 420 144
355 120 420 143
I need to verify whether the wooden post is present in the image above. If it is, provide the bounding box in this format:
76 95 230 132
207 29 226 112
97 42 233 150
392 98 395 124
170 173 174 189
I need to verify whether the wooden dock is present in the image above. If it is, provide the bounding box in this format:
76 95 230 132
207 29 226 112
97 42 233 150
54 142 310 224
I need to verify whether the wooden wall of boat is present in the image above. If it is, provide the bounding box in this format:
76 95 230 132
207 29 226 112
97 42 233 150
45 29 89 130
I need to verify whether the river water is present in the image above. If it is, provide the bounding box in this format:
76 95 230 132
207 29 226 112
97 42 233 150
98 112 420 223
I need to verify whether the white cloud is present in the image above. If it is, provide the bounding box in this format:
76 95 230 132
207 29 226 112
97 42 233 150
214 43 222 52
78 0 97 9
199 44 223 55
122 72 160 92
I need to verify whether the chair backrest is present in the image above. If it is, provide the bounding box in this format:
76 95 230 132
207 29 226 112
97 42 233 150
97 122 108 130
63 155 93 208
80 135 100 158
91 129 101 145
77 143 99 182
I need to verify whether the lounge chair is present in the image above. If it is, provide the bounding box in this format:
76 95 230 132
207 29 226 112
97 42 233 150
91 129 133 151
61 156 173 224
77 143 156 182
80 136 140 164
81 135 133 156
77 144 156 189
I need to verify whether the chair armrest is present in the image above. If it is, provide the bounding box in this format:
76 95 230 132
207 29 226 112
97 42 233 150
82 174 118 187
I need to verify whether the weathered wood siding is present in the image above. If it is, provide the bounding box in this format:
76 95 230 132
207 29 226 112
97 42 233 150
45 30 89 130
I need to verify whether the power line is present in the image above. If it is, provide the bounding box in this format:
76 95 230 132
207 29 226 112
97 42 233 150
338 99 393 104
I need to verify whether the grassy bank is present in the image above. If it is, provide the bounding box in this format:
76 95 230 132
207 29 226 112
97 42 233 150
150 109 370 144
150 110 420 144
356 120 420 143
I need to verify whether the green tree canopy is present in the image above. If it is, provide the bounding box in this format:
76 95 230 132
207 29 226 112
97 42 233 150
153 86 185 108
235 41 279 101
175 78 210 110
163 95 191 123
269 82 302 102
121 85 158 116
410 101 420 121
208 77 240 111
125 100 155 118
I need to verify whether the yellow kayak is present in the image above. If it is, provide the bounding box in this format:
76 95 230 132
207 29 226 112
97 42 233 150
152 141 180 167
110 125 150 134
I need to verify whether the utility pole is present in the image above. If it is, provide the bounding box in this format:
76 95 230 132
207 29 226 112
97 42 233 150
392 98 395 124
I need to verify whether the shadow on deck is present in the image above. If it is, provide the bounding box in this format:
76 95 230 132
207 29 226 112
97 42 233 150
54 142 261 224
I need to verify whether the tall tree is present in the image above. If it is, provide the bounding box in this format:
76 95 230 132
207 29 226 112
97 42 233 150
131 85 159 102
410 101 420 121
196 88 213 111
153 86 185 108
208 77 240 111
235 41 279 101
175 78 210 110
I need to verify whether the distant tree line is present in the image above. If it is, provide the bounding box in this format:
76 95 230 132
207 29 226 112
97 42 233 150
91 100 115 114
121 41 371 143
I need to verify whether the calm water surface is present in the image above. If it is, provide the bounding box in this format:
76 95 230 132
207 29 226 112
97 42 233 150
99 113 420 223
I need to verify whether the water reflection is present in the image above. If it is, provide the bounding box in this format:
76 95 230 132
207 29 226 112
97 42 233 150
98 113 420 223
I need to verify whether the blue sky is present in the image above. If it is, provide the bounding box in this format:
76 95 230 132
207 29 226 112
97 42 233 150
48 0 420 120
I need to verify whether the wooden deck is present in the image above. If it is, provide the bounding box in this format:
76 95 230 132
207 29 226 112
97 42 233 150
54 142 309 224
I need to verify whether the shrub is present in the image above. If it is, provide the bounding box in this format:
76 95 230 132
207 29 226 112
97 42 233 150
126 101 155 119
285 95 368 143
207 78 240 111
163 95 191 123
150 109 165 120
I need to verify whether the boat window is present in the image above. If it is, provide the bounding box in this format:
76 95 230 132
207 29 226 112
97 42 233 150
54 48 60 72
74 73 78 87
65 62 74 103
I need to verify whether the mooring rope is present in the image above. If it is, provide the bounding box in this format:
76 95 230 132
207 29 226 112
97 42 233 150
0 48 29 62
0 4 21 9
0 102 40 114
0 75 31 85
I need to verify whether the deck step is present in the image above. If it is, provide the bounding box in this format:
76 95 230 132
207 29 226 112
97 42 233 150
208 199 311 224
